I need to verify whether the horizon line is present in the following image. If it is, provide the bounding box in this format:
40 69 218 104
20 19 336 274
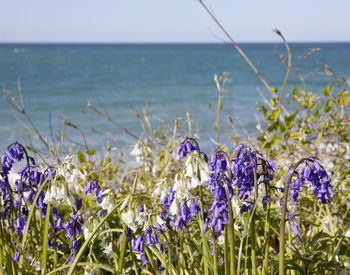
1 40 350 45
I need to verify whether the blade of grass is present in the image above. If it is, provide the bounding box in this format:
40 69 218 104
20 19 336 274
67 200 123 275
46 262 118 274
41 202 51 274
18 170 54 273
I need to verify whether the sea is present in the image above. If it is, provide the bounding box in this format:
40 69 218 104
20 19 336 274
0 43 349 154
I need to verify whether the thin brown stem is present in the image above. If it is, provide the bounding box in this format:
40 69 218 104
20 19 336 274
199 0 272 93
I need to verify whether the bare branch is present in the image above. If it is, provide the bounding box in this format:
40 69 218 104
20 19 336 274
199 0 272 92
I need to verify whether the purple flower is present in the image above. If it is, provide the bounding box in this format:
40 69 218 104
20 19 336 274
288 158 334 205
12 251 20 262
206 151 233 234
177 138 199 159
190 200 200 217
174 203 191 230
291 222 299 236
69 254 74 264
84 180 92 194
209 150 228 175
1 142 24 178
240 203 250 213
69 238 79 251
301 160 334 204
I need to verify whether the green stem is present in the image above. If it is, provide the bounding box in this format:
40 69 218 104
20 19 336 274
279 159 305 275
41 202 51 274
145 247 159 275
222 153 236 275
224 225 229 275
251 214 257 275
67 201 122 275
248 152 258 275
129 242 140 275
228 202 236 275
199 186 209 275
180 230 185 275
212 233 218 275
118 234 127 272
262 195 271 275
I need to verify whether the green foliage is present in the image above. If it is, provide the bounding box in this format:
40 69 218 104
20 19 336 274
1 44 349 275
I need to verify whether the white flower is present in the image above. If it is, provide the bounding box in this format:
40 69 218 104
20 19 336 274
100 239 113 255
322 216 331 233
184 152 209 189
130 143 142 163
120 196 129 211
231 196 240 216
169 199 180 216
130 141 151 164
152 178 168 200
217 235 225 246
345 230 350 238
44 182 67 204
99 191 115 213
83 217 99 241
122 210 138 232
84 266 100 275
8 171 20 189
169 173 191 216
122 207 146 232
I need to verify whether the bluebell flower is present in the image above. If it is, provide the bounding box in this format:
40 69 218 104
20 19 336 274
85 179 103 204
206 150 233 234
190 199 200 217
177 138 199 159
174 202 191 230
69 238 79 251
301 159 334 204
1 142 24 178
288 158 334 205
12 251 20 262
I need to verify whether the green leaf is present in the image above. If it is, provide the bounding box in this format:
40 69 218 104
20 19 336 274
268 107 280 121
77 150 86 163
267 122 278 132
270 86 278 93
289 131 305 140
278 121 286 133
86 148 96 155
292 87 301 95
261 106 268 118
285 108 299 129
271 134 281 146
299 143 312 153
342 90 350 105
316 132 322 145
270 97 278 107
324 98 332 113
322 83 331 95
257 133 266 143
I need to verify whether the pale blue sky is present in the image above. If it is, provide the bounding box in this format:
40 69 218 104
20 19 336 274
1 0 349 43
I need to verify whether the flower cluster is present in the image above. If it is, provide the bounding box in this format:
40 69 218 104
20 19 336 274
124 207 165 270
0 143 58 261
1 142 25 178
176 138 200 159
206 150 233 234
232 144 274 200
63 199 84 263
289 158 334 205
